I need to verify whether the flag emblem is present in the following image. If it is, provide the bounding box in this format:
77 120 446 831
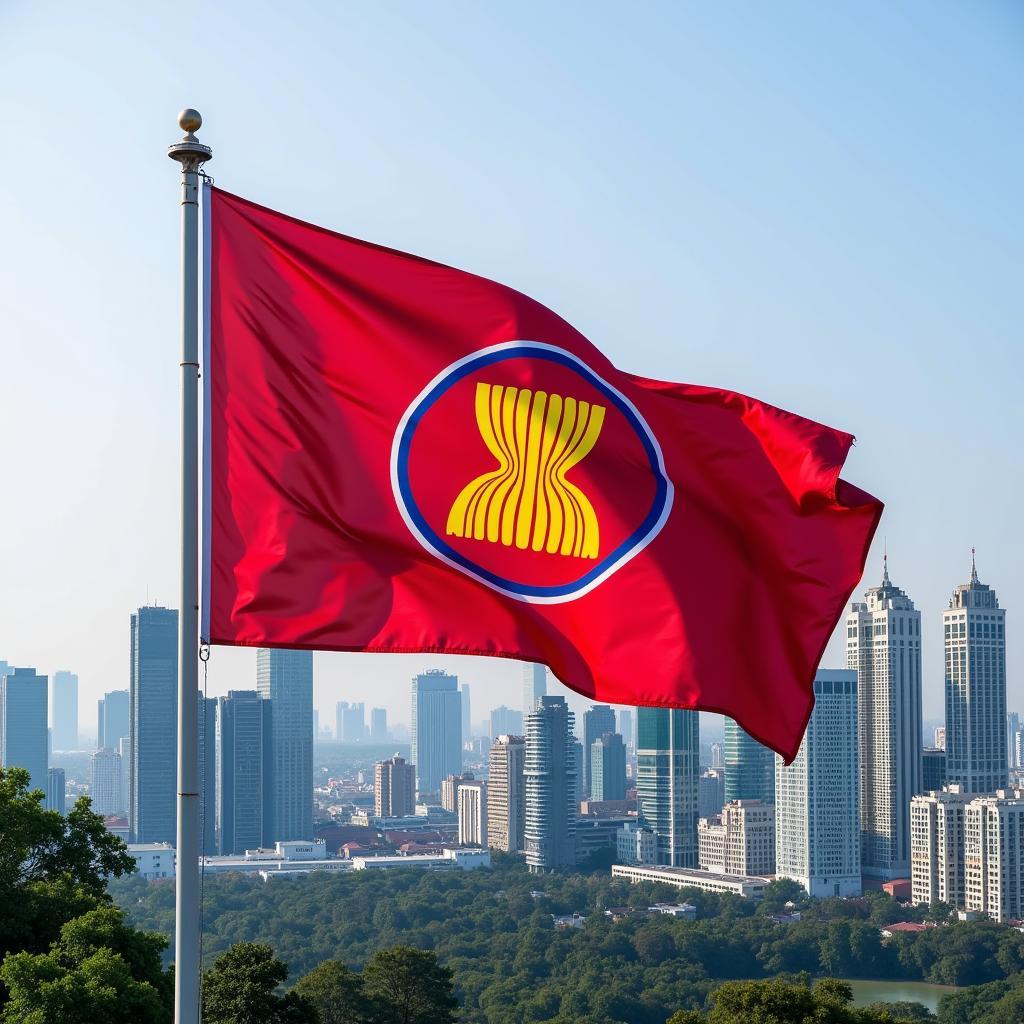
445 382 606 559
391 341 673 603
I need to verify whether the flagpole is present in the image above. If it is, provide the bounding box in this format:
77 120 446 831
168 108 211 1024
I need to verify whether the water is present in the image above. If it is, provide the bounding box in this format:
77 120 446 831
844 978 958 1013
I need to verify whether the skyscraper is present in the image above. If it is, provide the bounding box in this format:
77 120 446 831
488 735 526 853
46 767 66 814
90 747 123 816
582 704 616 797
49 670 78 751
410 670 462 797
370 707 388 742
374 755 415 818
775 669 861 898
198 692 217 856
591 732 627 801
216 690 271 854
257 648 313 841
522 662 546 716
129 606 178 844
97 690 129 751
490 705 523 739
1008 713 1021 770
699 767 726 819
635 708 700 867
458 780 487 846
0 666 48 793
525 695 577 872
922 748 947 792
723 719 775 805
944 554 1007 793
460 683 472 741
336 701 365 742
617 708 635 750
846 557 922 879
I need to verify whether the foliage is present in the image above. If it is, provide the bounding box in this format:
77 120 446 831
293 959 376 1024
110 858 1024 1024
0 766 136 963
202 943 317 1024
665 978 900 1023
935 977 1024 1023
868 1001 935 1021
0 905 172 1024
362 946 457 1024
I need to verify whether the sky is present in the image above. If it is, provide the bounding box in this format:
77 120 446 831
1 1 1021 741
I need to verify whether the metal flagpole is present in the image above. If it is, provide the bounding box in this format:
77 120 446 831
168 108 212 1024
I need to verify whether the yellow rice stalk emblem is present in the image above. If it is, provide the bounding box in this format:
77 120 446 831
446 383 605 559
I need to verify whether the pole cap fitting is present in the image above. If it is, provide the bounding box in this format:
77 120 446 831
179 108 203 135
168 108 212 168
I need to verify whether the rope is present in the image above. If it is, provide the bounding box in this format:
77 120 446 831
198 641 211 1018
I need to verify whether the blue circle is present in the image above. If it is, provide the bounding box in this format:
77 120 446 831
396 345 670 599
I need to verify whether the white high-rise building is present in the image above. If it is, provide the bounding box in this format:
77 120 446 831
90 747 123 816
910 785 971 909
458 780 487 846
411 670 462 798
846 557 922 880
944 554 1007 794
49 670 79 751
964 790 1024 923
487 735 526 853
525 696 577 872
776 670 861 898
522 663 546 717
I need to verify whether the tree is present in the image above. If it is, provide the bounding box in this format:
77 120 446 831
0 906 172 1024
0 766 136 962
665 978 899 1023
293 960 374 1024
362 947 457 1024
202 943 316 1024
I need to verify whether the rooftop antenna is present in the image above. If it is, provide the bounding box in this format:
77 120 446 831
971 546 978 585
882 540 890 585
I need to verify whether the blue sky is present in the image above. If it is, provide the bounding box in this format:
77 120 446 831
1 1 1020 734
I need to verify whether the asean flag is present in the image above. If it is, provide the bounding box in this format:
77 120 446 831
202 185 882 761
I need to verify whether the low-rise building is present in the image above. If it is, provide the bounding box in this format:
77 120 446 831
610 863 771 899
351 848 490 871
617 822 656 866
698 800 775 876
127 843 176 880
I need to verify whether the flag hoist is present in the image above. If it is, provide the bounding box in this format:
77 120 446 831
167 108 211 1024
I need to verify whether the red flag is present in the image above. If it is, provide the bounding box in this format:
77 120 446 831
202 186 882 762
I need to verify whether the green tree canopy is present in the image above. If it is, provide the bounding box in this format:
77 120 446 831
0 766 136 962
202 942 316 1024
362 946 457 1024
0 905 172 1024
666 978 899 1023
293 959 374 1024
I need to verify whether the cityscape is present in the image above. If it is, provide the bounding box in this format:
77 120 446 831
2 553 1016 924
3 6 1020 1021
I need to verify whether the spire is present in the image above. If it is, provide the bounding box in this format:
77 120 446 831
882 545 890 587
971 547 978 586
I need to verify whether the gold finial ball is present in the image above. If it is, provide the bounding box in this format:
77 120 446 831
178 108 202 134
